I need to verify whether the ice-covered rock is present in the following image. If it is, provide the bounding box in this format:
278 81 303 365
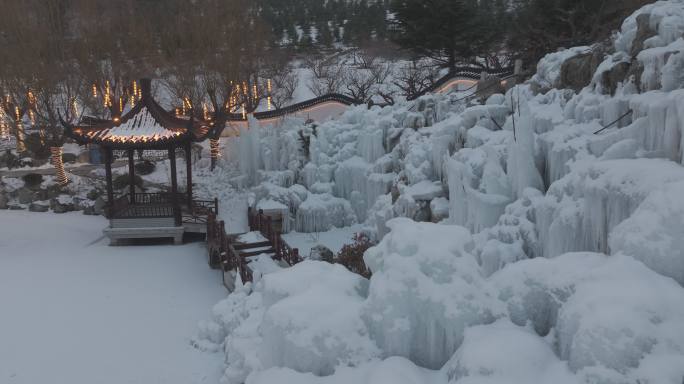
363 218 502 369
443 319 577 384
556 254 684 380
201 261 379 382
609 179 684 285
295 193 357 233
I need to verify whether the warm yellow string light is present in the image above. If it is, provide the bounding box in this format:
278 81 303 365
51 146 69 186
267 96 272 111
14 106 20 120
267 79 272 93
203 103 211 120
0 121 8 140
242 104 246 120
16 120 25 152
29 110 36 125
210 138 220 159
92 83 98 98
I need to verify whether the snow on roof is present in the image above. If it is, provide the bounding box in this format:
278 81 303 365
88 107 183 143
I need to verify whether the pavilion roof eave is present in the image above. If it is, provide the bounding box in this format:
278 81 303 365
61 78 211 149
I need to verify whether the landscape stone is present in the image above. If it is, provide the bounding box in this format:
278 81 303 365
29 202 49 212
17 188 34 204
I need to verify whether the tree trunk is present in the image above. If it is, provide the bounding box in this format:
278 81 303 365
51 146 68 186
15 121 26 153
210 138 220 171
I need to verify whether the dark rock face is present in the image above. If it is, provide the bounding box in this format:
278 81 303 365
631 13 657 58
600 60 645 95
29 202 49 212
559 51 603 92
601 62 632 95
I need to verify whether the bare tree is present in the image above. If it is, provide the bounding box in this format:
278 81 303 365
393 60 440 99
305 56 346 96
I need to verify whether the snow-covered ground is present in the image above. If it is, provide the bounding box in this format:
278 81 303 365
0 211 225 384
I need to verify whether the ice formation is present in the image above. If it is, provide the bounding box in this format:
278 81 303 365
362 219 501 369
203 1 684 382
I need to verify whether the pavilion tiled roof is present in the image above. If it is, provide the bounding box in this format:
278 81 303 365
63 79 213 149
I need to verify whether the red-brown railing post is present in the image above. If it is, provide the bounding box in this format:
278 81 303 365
292 248 299 265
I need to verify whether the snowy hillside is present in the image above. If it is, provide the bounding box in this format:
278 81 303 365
200 1 684 383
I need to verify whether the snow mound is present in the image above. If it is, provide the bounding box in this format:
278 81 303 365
200 261 379 383
443 319 576 384
557 254 684 381
245 356 444 384
609 180 684 285
363 218 502 369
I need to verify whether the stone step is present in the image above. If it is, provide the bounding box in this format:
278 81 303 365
240 248 276 258
234 241 272 250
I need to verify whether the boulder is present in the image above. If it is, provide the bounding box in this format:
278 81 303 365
32 189 48 201
46 184 63 199
17 188 34 204
0 192 8 209
29 202 49 212
86 188 101 201
413 201 431 222
430 197 450 223
93 197 106 215
310 245 335 263
8 204 25 210
50 196 75 214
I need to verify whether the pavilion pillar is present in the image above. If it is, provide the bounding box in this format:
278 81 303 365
128 149 136 204
168 146 181 226
185 141 193 207
104 147 114 211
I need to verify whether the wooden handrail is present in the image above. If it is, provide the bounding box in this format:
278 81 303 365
206 206 302 287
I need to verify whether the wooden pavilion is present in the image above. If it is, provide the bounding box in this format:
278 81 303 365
63 78 219 245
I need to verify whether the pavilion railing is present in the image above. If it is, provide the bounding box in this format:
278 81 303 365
107 192 217 221
206 208 301 289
